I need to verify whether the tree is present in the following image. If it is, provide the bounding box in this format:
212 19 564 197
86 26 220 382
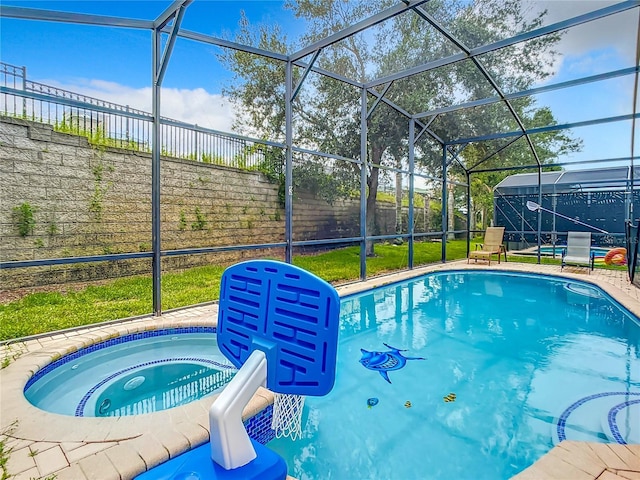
218 0 580 255
219 14 290 141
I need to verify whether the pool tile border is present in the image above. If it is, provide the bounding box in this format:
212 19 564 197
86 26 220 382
556 392 640 443
74 356 235 417
608 399 640 445
25 326 220 390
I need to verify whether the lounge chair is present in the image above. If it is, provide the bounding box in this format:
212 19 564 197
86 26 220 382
562 231 594 273
468 226 505 265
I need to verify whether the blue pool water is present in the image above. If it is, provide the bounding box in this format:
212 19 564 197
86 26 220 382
24 328 235 416
268 271 640 480
537 246 611 257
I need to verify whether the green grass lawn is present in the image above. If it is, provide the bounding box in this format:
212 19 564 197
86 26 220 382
293 239 469 283
0 239 624 341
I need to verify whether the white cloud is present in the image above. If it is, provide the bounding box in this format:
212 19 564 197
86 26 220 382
37 77 237 133
543 1 637 60
159 87 236 132
527 1 638 78
518 0 638 145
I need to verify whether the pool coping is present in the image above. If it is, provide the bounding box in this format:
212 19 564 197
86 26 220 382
1 260 639 479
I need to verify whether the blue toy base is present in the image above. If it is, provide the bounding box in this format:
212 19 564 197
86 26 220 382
134 439 287 480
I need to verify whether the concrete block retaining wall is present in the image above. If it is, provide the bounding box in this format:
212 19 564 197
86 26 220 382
1 117 432 289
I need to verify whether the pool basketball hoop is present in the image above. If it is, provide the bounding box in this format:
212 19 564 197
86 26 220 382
135 260 340 480
211 260 341 477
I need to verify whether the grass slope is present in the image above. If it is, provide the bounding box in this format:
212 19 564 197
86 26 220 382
3 239 622 341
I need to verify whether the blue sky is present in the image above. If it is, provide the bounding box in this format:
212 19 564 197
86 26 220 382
1 0 306 131
0 1 303 90
0 1 638 167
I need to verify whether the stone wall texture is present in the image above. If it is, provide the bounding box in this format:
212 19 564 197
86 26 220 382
1 117 434 289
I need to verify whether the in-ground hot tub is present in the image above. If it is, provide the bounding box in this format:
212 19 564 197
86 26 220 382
24 327 236 417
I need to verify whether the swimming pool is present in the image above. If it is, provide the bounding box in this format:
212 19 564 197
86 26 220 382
268 271 640 479
24 328 235 416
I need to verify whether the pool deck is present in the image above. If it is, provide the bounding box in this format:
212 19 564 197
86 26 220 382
1 260 639 479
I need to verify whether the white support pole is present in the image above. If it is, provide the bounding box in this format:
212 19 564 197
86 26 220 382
209 350 267 470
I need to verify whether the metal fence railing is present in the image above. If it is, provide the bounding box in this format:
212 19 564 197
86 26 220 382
0 61 273 171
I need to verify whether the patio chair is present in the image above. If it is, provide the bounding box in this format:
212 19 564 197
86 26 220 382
562 231 594 273
468 226 505 265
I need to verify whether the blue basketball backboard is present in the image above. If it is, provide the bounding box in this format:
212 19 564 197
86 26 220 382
217 260 340 396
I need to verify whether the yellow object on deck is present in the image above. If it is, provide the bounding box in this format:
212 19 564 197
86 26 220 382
468 227 506 265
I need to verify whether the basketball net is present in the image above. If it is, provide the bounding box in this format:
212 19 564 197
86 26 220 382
271 392 305 440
